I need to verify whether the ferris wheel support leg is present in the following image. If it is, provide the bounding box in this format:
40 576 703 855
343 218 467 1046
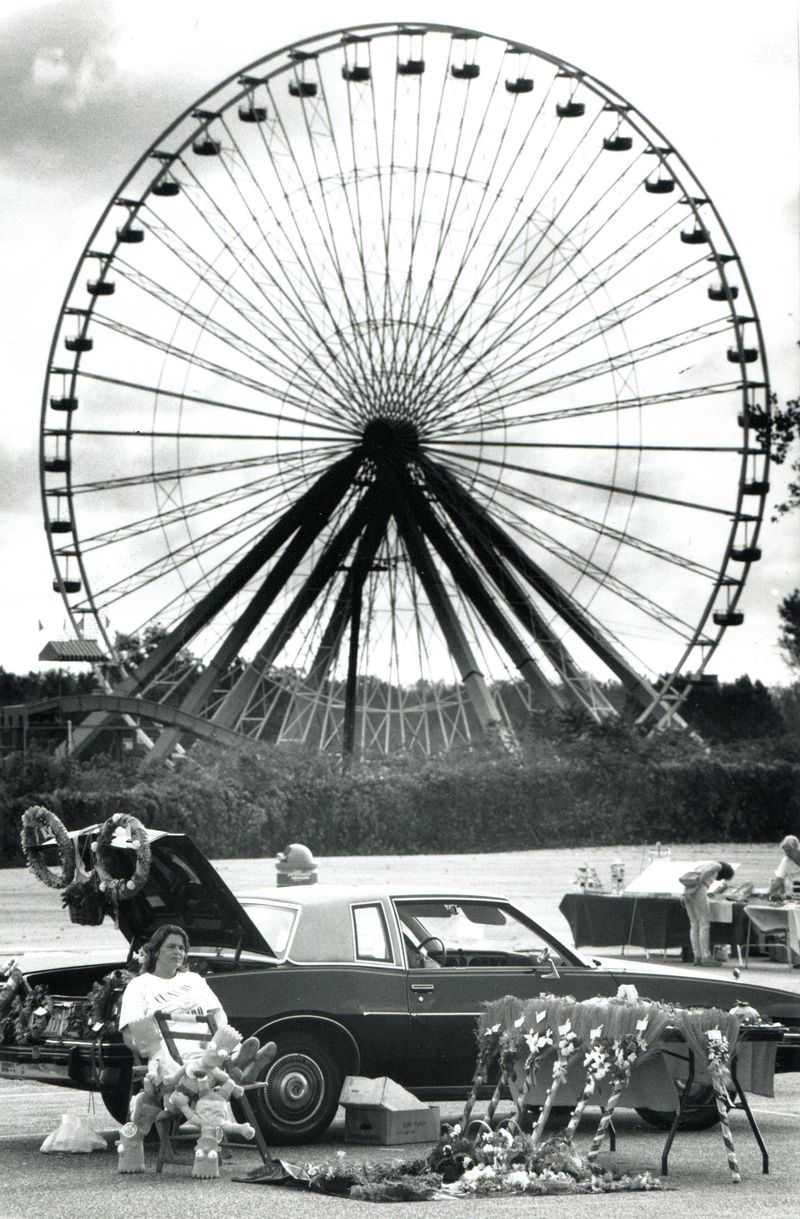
342 510 393 759
387 476 506 743
389 464 561 722
428 464 672 722
425 460 610 719
68 453 364 760
146 468 377 763
207 492 388 738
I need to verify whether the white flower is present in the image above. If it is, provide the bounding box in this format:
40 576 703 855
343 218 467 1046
506 1170 530 1190
590 1025 603 1040
513 1014 525 1028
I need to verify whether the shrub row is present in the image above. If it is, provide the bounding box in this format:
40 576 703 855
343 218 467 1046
2 743 798 866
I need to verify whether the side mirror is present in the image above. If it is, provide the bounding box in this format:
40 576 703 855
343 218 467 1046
536 947 560 981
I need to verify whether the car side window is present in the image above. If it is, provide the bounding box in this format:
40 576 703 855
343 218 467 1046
353 903 393 963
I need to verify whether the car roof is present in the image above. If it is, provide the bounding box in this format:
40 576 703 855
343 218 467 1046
237 884 511 905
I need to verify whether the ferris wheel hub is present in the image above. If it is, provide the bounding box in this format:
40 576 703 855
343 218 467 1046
361 416 420 461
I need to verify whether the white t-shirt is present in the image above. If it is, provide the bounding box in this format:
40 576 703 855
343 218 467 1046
118 970 222 1058
775 855 800 897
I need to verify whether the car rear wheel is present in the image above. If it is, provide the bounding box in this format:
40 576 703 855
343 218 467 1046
249 1032 344 1144
101 1082 131 1124
636 1082 720 1131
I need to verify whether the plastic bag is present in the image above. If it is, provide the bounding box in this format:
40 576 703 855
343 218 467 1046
40 1112 107 1153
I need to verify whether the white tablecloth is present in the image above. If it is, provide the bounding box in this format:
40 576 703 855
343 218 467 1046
744 902 800 959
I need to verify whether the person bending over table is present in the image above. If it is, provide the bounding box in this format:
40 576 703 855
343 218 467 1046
118 923 227 1059
679 860 734 966
767 835 800 900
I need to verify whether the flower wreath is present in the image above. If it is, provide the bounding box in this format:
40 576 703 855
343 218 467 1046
94 813 151 901
20 805 75 890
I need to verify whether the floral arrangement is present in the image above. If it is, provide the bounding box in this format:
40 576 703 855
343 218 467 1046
240 1127 663 1201
437 1125 663 1197
11 984 53 1045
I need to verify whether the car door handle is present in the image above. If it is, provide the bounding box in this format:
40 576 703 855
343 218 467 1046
410 983 435 992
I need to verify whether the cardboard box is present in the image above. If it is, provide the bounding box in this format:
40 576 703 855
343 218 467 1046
340 1075 441 1145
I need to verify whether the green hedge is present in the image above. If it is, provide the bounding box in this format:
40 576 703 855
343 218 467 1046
1 741 798 866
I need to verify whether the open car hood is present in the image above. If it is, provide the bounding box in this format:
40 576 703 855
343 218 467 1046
72 827 275 958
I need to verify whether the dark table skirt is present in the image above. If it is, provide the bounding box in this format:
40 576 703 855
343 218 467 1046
559 892 748 955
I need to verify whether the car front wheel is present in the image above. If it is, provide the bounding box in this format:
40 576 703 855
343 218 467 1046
636 1082 720 1131
249 1032 344 1144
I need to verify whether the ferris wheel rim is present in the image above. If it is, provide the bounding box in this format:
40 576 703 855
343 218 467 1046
40 21 772 750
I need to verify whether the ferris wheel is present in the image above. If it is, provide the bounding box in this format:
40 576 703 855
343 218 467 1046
41 22 772 759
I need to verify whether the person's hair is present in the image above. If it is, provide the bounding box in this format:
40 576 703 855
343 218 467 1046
780 835 800 853
717 862 735 882
138 924 190 974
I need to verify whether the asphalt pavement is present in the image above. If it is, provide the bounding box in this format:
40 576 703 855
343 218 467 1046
2 843 799 1215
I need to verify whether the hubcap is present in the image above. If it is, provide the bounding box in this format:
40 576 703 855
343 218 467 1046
265 1053 325 1124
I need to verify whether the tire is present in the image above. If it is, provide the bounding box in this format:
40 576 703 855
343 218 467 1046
636 1082 720 1132
249 1032 344 1144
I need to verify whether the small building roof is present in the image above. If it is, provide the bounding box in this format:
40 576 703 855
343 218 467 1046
38 639 106 662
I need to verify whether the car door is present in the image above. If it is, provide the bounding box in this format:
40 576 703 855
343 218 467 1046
394 898 598 1089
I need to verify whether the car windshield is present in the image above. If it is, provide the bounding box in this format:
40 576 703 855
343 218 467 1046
241 901 298 957
395 899 566 960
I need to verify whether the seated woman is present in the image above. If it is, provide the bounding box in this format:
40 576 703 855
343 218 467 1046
118 924 227 1060
767 835 800 900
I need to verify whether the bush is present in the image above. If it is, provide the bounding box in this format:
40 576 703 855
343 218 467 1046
1 737 798 866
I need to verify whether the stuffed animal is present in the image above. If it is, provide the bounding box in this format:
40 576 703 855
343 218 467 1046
116 1019 276 1177
182 1092 256 1179
117 1016 182 1173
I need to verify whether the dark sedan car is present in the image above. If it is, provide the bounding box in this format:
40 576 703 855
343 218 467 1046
2 829 799 1142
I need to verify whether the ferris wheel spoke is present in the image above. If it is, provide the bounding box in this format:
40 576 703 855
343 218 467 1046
112 253 354 422
430 379 741 436
85 454 344 606
502 508 704 642
411 91 608 393
441 447 737 516
172 144 371 408
416 113 636 399
313 64 395 397
403 63 557 388
66 369 357 439
87 310 352 417
69 441 336 495
428 234 705 422
73 449 327 553
421 195 686 423
432 315 732 435
252 84 382 396
396 53 510 377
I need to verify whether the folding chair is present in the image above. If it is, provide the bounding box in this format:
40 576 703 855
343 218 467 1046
147 1012 271 1173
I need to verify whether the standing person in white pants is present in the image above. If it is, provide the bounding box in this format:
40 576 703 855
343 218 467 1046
679 860 735 966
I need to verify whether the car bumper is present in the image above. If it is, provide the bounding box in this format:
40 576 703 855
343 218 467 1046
0 1041 128 1091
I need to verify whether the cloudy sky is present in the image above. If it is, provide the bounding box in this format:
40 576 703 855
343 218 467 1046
1 0 798 687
